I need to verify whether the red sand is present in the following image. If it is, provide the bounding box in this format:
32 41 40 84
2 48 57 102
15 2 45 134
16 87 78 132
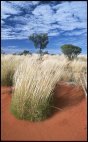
1 83 87 141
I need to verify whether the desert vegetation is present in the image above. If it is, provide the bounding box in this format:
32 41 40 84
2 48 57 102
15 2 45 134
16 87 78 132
61 44 82 60
1 1 87 141
1 52 87 121
11 57 66 120
29 33 49 59
1 54 25 86
1 32 87 121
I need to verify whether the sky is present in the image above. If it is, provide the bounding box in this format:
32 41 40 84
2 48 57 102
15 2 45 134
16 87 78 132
1 1 87 54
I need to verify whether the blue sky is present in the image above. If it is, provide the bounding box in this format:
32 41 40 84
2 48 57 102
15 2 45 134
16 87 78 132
1 1 87 54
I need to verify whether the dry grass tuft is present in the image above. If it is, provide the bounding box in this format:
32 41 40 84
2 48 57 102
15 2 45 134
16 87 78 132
11 58 66 121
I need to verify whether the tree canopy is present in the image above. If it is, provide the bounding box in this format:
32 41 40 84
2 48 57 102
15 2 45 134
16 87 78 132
29 33 49 55
61 44 82 60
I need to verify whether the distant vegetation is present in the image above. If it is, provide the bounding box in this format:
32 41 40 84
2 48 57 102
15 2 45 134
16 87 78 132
36 50 49 55
29 33 49 58
19 50 32 55
61 44 82 60
2 36 82 60
13 50 32 55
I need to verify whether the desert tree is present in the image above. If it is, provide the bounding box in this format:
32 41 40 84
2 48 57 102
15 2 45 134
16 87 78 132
29 33 49 58
61 44 82 60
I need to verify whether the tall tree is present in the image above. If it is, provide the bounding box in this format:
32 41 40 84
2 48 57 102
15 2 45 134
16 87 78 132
29 33 48 58
61 44 82 60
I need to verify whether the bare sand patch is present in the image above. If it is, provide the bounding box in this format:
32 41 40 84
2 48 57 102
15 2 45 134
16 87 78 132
1 82 87 141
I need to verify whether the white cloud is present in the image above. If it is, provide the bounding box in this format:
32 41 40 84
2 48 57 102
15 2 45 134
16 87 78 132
48 32 59 37
1 1 87 40
64 29 87 36
10 1 40 7
1 1 21 20
32 4 53 15
1 20 5 24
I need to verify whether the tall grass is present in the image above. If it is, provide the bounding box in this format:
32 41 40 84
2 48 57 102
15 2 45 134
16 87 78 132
1 54 87 120
1 54 24 86
80 73 87 97
1 54 87 86
11 58 66 121
60 59 87 82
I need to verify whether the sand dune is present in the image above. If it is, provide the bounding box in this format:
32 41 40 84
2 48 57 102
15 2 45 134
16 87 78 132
1 83 87 141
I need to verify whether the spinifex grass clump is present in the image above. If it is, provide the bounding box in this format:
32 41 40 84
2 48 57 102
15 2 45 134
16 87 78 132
61 59 87 83
11 58 65 121
1 54 25 86
1 55 16 86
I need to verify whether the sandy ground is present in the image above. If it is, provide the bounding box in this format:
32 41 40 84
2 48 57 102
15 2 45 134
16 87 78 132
1 83 87 141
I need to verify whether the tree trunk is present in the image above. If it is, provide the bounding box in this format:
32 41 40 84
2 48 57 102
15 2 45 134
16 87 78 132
39 48 42 60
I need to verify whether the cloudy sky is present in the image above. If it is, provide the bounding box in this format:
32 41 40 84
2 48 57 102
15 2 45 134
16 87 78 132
1 1 87 54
